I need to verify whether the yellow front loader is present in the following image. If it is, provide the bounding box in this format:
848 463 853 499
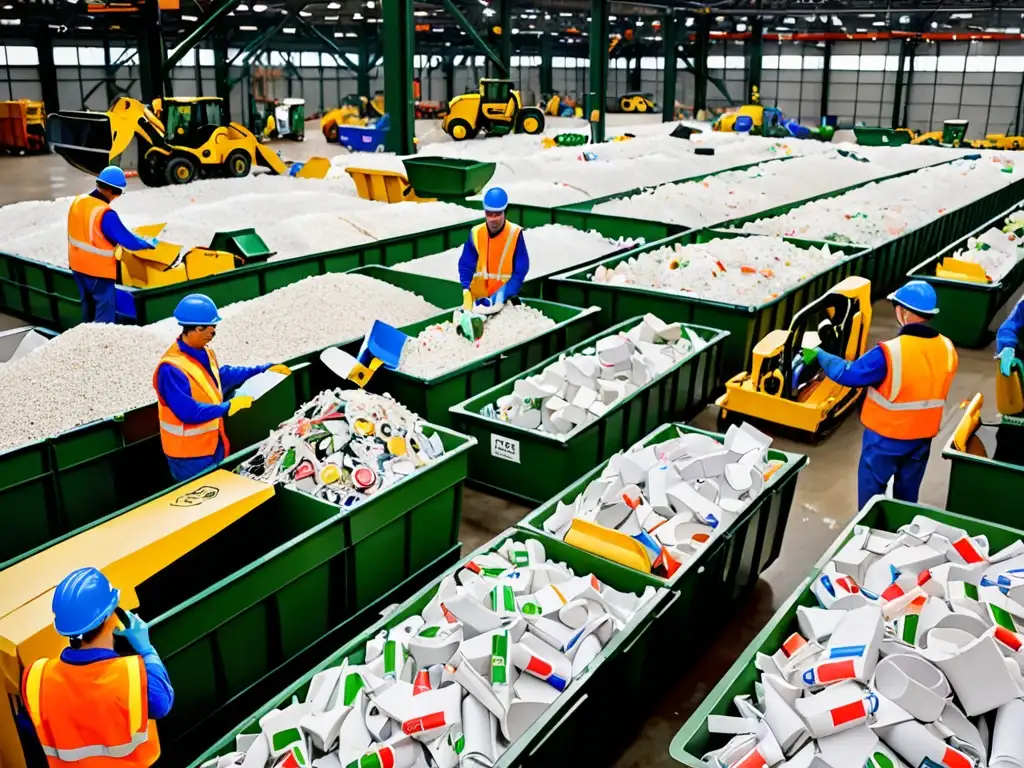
47 96 290 186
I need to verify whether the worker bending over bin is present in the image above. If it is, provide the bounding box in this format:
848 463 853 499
459 187 530 311
67 165 157 324
994 298 1024 464
154 293 291 482
21 567 173 766
802 280 958 508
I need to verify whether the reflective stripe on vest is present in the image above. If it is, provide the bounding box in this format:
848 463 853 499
23 656 152 764
469 222 520 299
67 195 117 279
153 343 229 459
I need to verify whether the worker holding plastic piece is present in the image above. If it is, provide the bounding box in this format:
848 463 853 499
67 165 157 324
20 567 172 766
993 300 1024 464
802 280 958 508
459 186 530 311
996 299 1024 377
154 293 291 482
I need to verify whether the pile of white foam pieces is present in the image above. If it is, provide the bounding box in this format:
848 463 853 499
393 224 642 282
943 211 1024 282
590 236 843 306
699 513 1024 768
738 155 1018 245
398 304 558 379
541 423 784 578
483 314 706 436
199 536 661 768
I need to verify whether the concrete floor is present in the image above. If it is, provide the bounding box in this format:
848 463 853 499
0 143 1013 767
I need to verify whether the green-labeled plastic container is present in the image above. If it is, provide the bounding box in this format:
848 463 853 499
449 318 729 502
189 527 672 768
546 229 867 375
908 202 1024 348
668 496 1024 767
352 299 602 429
941 433 1024 530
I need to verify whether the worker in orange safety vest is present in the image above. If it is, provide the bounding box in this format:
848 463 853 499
458 186 530 311
802 280 958 508
20 567 173 766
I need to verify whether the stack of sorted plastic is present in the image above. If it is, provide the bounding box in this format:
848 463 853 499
937 212 1024 283
236 389 444 507
590 236 843 306
198 537 659 768
541 423 783 578
699 513 1024 768
483 314 706 436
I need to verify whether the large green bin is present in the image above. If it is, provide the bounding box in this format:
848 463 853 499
351 299 602 429
941 433 1024 529
853 126 914 147
908 202 1024 347
546 229 867 375
519 423 808 611
402 156 497 198
667 496 1024 767
449 318 729 502
189 527 673 768
0 251 82 330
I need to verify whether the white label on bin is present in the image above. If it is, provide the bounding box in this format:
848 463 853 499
490 434 521 464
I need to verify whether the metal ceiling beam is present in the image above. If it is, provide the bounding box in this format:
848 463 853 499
163 0 241 72
439 0 509 77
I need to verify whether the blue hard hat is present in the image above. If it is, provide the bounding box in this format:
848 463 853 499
96 165 128 190
888 280 939 316
482 187 509 213
52 567 120 637
173 293 222 326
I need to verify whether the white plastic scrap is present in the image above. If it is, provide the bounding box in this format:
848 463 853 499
701 513 1024 768
393 224 642 282
591 236 842 307
543 423 784 577
483 314 706 437
945 215 1024 282
398 305 557 379
236 389 444 507
199 537 660 768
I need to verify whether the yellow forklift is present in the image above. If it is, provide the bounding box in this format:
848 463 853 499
47 95 288 186
442 78 545 141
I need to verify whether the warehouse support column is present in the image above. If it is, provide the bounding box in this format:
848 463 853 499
629 58 641 92
891 38 908 130
1015 72 1024 136
693 13 710 114
540 35 553 96
443 54 455 102
36 28 59 112
499 0 512 77
662 10 677 122
588 0 609 142
213 30 231 120
901 42 916 128
358 20 371 97
383 0 416 153
139 0 168 102
820 40 831 119
745 16 762 104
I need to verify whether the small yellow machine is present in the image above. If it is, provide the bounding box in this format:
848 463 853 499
47 96 292 186
617 92 655 113
321 93 386 141
442 79 545 141
717 276 873 438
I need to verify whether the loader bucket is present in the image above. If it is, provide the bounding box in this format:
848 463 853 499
47 111 114 176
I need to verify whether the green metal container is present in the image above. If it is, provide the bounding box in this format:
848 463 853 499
546 229 867 375
519 423 808 607
907 202 1024 348
147 423 473 765
188 527 672 768
351 299 602 429
449 319 729 503
208 229 275 263
943 119 970 146
942 434 1024 530
668 497 1024 768
402 156 497 198
0 251 82 330
853 126 914 147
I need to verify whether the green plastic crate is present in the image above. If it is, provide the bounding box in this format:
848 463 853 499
449 318 729 502
350 299 602 429
546 229 868 375
189 527 672 768
519 423 808 605
208 229 275 263
402 156 497 198
853 126 914 147
668 496 1024 767
941 433 1024 529
0 251 81 330
908 202 1024 348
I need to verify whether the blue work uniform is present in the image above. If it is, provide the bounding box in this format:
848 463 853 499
155 338 270 482
816 323 939 509
60 647 174 719
995 299 1024 464
997 298 1024 354
73 190 154 324
457 225 530 300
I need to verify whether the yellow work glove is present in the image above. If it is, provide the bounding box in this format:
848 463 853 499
267 364 292 376
462 289 473 311
227 395 254 416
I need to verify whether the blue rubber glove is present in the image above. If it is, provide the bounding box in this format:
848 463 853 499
999 347 1018 377
114 610 157 659
492 284 508 305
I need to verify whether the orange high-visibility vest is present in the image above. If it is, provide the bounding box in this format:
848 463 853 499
67 195 117 280
469 221 521 299
860 332 958 440
152 342 230 459
21 655 159 767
